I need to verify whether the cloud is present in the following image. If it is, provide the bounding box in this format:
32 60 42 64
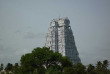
14 48 31 56
0 38 2 41
0 45 21 64
24 32 45 39
0 44 31 66
15 30 22 33
0 45 4 50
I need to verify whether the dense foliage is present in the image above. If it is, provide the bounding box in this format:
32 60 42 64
20 47 73 74
0 47 110 74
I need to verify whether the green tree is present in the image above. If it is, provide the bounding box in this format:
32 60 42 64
94 60 109 74
5 63 13 72
60 56 73 67
20 53 35 74
73 63 86 74
96 61 102 71
63 67 76 74
13 63 20 74
102 60 109 70
20 47 72 74
0 64 3 71
87 64 96 74
102 60 109 74
46 66 62 74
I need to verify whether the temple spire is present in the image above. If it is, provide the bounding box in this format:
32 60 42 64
45 17 81 64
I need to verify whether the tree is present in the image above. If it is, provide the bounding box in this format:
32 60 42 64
0 64 3 71
96 61 102 71
87 64 96 74
46 66 61 74
95 60 110 74
73 63 86 74
102 60 109 74
13 63 20 74
102 60 109 70
20 53 35 74
20 47 72 74
5 63 13 72
63 67 76 74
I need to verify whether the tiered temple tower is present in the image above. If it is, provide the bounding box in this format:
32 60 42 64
45 17 81 64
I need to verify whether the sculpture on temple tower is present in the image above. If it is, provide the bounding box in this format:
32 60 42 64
45 17 81 64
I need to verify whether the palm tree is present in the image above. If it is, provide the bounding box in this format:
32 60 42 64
96 61 102 71
102 60 109 74
0 64 3 71
87 64 95 74
102 60 109 70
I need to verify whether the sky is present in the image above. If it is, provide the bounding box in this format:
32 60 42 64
0 0 110 67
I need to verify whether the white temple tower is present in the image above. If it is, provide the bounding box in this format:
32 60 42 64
45 17 81 64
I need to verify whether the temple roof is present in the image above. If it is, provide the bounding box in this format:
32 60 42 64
50 17 70 27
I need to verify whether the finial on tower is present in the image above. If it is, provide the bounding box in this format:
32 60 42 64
59 14 61 20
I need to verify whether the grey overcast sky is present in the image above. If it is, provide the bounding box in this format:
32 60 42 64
0 0 110 66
